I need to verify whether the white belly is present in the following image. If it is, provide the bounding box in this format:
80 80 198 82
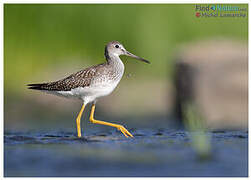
42 58 125 104
45 81 120 104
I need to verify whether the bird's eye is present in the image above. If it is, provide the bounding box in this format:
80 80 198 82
115 45 119 48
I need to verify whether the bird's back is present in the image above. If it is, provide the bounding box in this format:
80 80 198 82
28 63 109 91
28 60 124 92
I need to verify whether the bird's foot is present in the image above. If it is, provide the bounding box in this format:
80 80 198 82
117 125 134 138
77 133 82 138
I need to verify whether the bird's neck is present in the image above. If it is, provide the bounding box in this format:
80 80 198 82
106 53 124 69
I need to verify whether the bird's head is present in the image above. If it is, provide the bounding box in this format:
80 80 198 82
105 41 150 64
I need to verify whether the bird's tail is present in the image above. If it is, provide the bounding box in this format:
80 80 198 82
27 83 48 90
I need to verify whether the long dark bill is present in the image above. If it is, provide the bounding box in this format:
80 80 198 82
125 51 150 64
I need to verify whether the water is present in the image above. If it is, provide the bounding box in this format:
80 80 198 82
4 129 248 177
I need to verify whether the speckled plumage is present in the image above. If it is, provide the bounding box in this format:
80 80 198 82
28 63 114 91
28 41 149 138
28 41 149 104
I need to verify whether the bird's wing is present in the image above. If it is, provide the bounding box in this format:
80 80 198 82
27 63 106 91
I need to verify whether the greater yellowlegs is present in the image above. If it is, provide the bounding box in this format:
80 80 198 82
28 41 150 138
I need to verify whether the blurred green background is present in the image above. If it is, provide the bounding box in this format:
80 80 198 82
4 4 248 131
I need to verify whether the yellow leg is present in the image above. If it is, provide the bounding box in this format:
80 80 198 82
76 104 85 138
89 104 133 138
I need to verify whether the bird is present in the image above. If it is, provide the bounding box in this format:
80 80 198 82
27 41 150 138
